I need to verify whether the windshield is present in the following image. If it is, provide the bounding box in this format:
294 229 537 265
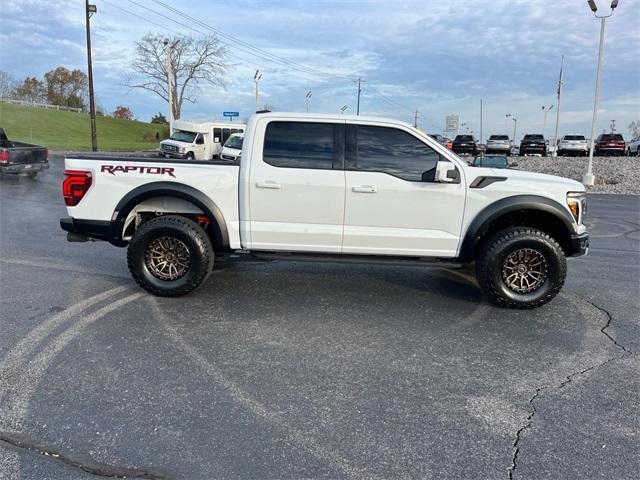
489 135 509 140
475 155 508 168
169 130 197 143
564 135 585 140
224 135 244 150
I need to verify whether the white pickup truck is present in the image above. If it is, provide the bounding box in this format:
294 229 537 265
61 113 589 308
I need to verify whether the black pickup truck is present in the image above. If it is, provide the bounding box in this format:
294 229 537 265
0 128 49 177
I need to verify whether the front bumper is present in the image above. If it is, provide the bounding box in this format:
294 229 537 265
159 150 188 159
569 232 589 257
0 162 49 174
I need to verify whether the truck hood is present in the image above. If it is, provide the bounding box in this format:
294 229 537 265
160 139 192 147
470 167 585 192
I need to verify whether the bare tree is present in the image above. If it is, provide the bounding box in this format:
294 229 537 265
0 71 16 99
629 121 640 139
127 33 228 120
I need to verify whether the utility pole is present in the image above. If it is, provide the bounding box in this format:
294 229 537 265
610 119 616 133
414 110 418 128
585 0 619 186
479 99 483 144
355 78 365 115
85 0 98 152
305 90 312 113
254 69 262 112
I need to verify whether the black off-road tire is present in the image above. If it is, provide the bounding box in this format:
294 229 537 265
476 227 567 309
127 215 214 297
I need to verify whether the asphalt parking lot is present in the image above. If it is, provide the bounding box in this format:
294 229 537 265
1 154 638 480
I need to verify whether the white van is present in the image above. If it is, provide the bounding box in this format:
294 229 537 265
159 120 245 160
219 133 244 162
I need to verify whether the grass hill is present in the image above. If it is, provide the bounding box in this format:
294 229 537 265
0 102 169 151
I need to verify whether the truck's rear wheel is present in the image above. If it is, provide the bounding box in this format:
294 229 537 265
127 215 214 297
476 227 566 308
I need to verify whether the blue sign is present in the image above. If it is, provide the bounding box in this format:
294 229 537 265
223 111 239 117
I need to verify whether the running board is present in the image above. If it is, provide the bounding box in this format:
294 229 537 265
246 251 465 268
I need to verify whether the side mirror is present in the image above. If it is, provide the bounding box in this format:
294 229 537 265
435 160 460 183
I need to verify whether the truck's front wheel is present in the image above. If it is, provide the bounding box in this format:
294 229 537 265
127 215 214 297
476 227 566 308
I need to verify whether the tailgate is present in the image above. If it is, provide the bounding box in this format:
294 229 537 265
4 146 47 165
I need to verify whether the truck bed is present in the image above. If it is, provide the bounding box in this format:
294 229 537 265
0 139 48 173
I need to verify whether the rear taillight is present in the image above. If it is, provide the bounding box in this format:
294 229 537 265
63 170 92 206
0 150 7 164
45 149 49 161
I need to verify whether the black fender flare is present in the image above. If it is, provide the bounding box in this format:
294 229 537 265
458 194 576 260
109 182 229 249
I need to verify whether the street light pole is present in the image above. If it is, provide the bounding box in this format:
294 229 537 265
542 105 554 136
512 117 518 143
305 91 312 112
585 0 619 186
505 113 511 136
84 0 98 151
355 78 365 115
254 69 262 112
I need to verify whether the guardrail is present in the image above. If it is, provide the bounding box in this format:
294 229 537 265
0 97 85 113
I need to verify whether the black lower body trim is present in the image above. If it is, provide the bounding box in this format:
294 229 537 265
1 162 49 174
569 233 589 257
60 217 125 246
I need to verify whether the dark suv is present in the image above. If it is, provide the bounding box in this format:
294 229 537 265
452 135 478 155
594 133 625 156
519 134 546 156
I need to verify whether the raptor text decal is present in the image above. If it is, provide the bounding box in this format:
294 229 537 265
101 165 176 178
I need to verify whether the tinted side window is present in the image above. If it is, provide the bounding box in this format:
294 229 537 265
222 128 231 143
353 126 439 182
264 122 336 169
213 128 222 142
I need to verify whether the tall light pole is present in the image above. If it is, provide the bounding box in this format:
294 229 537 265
164 39 179 132
85 1 98 151
355 78 365 115
505 113 511 136
542 105 554 135
479 99 483 145
552 55 564 157
254 69 262 113
584 0 619 186
512 117 518 143
305 91 312 112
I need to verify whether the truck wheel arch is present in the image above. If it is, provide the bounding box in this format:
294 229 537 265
458 195 576 261
110 182 230 250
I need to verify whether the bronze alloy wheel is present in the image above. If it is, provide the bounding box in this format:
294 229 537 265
501 248 548 294
145 236 191 281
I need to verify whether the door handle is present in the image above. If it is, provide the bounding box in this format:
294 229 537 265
352 185 377 193
256 180 281 189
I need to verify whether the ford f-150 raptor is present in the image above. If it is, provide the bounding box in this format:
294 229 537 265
60 113 589 308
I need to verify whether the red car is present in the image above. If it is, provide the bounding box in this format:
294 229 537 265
594 133 626 156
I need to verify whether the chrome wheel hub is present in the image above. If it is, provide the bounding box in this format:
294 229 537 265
502 248 547 294
145 237 190 281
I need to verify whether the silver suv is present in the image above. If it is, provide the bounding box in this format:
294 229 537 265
485 134 512 155
557 135 589 157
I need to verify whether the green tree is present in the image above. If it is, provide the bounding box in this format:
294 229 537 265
13 77 46 103
151 112 168 124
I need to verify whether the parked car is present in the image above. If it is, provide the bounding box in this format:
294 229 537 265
219 133 244 162
0 127 49 177
519 134 547 156
452 134 479 155
485 134 512 155
557 135 589 156
159 120 245 160
471 154 517 169
594 133 626 156
60 112 589 308
626 135 640 156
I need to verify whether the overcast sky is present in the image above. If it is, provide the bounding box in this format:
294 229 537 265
2 0 639 140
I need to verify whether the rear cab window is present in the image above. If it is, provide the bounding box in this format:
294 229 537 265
263 121 341 169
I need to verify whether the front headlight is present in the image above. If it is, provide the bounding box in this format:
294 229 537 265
567 192 586 225
179 147 186 153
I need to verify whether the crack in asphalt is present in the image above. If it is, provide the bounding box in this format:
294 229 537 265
0 431 174 479
507 296 635 479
